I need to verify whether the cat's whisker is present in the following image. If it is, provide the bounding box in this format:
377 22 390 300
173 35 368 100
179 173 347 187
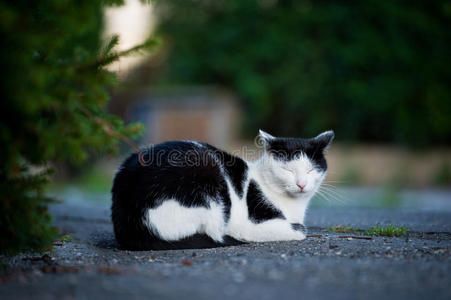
321 187 346 199
315 190 339 204
321 183 340 189
314 190 329 201
320 186 346 198
315 191 342 204
318 187 348 204
323 180 349 185
316 188 336 199
325 171 342 175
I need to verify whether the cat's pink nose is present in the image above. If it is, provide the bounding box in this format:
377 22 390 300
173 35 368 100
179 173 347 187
297 183 306 190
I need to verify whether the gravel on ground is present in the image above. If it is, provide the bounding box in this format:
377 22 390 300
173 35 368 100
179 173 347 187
0 203 450 300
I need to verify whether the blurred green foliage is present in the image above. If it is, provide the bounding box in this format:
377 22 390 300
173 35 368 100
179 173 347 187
434 162 451 185
0 0 155 254
155 0 451 146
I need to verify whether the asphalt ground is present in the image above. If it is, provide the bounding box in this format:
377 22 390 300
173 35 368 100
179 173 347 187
0 203 450 300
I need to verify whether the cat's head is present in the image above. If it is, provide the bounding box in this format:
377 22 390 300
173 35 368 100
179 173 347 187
257 130 334 199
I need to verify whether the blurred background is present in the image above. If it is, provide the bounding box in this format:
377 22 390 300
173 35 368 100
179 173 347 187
51 0 451 210
3 0 451 230
1 0 451 253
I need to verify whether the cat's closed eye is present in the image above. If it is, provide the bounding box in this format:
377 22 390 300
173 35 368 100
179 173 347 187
281 167 294 173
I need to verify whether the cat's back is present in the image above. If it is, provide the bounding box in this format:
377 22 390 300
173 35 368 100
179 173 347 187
112 141 227 203
117 140 220 177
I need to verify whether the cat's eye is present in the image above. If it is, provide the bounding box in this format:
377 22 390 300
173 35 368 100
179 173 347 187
307 168 314 174
282 167 294 173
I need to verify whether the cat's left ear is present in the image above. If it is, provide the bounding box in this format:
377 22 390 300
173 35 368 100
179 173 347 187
312 130 335 152
258 129 275 149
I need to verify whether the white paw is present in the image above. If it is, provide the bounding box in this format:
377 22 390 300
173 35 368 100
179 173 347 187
298 231 306 240
292 230 306 240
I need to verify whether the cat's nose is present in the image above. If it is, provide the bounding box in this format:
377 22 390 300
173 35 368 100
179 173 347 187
297 183 306 191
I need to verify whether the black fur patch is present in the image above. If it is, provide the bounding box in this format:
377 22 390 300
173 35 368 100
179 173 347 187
266 132 334 172
111 141 247 250
116 233 244 251
291 223 307 234
246 180 285 223
206 144 248 198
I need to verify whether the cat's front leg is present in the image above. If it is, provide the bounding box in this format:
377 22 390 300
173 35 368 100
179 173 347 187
291 223 307 234
234 219 306 242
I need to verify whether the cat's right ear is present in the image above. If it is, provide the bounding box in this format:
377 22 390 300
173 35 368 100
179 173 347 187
313 130 335 153
258 129 275 149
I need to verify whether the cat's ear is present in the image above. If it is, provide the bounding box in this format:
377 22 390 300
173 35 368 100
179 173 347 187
258 129 275 149
259 129 275 140
313 130 334 152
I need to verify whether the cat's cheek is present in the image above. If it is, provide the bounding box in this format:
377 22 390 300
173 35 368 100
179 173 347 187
313 172 325 183
274 170 295 187
269 168 284 183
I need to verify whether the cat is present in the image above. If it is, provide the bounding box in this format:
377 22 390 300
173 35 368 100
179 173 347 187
111 130 334 250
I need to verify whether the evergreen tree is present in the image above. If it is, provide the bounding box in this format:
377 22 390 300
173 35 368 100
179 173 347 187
0 0 156 253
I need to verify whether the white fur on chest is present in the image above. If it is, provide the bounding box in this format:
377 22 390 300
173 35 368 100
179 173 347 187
224 173 306 242
246 166 310 223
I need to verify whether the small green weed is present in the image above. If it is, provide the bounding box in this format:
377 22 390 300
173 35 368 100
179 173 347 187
364 223 410 237
328 225 360 234
58 234 72 242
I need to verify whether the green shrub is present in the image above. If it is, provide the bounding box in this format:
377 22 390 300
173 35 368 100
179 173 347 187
0 0 155 254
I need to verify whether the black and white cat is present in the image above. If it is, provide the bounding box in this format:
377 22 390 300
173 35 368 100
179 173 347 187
111 130 334 250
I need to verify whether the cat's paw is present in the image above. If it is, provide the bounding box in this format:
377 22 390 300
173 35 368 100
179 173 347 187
291 223 307 240
296 230 306 240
